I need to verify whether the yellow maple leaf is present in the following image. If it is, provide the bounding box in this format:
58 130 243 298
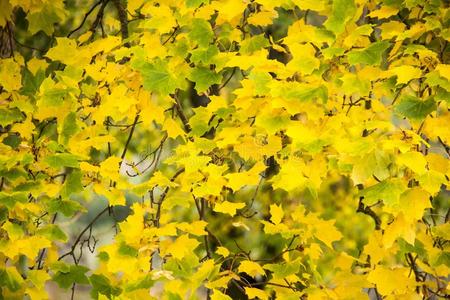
388 65 422 85
294 0 326 11
397 151 427 174
213 201 245 217
238 260 265 277
308 215 343 248
368 6 399 19
0 58 22 92
286 43 320 75
79 161 99 173
215 0 247 24
119 203 145 242
46 38 90 66
225 161 265 191
244 287 269 300
382 213 415 247
99 156 122 182
211 289 233 300
435 64 450 81
379 21 406 40
12 117 34 140
269 204 284 225
165 234 200 260
177 220 208 236
216 246 230 257
247 10 278 26
399 188 432 222
163 117 185 139
367 266 416 296
418 170 446 195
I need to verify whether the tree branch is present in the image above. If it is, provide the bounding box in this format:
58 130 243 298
67 0 103 37
154 168 185 227
172 93 191 133
112 0 129 47
58 206 110 262
357 197 381 230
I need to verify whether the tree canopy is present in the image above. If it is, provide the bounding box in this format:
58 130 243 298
0 0 449 299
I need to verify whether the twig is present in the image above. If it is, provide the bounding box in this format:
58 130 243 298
58 206 109 262
153 168 185 227
120 114 140 162
12 36 46 52
35 213 58 269
173 93 191 133
391 84 407 105
218 67 237 91
112 0 130 47
238 176 262 218
438 136 450 158
357 197 381 230
89 0 110 38
162 26 179 45
67 0 103 37
254 235 298 263
126 133 167 177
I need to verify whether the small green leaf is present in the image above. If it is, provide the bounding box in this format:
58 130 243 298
133 58 178 95
240 34 270 55
53 265 90 289
189 18 214 47
124 275 154 292
394 95 436 121
324 0 356 35
47 198 86 217
347 41 390 66
0 192 28 209
190 45 219 64
61 112 79 145
188 67 221 94
0 268 24 292
118 242 138 257
61 170 83 198
37 224 68 242
90 274 122 299
44 153 80 169
360 179 406 206
263 259 302 279
21 68 45 97
0 108 24 127
27 5 62 35
186 0 208 8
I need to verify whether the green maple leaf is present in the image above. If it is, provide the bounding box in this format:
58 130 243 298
347 41 390 66
189 18 214 47
188 67 221 94
395 95 436 121
324 0 356 35
133 58 178 95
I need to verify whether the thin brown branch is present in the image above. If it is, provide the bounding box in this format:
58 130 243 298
67 0 103 37
172 93 191 133
154 168 185 227
357 197 381 230
162 26 179 45
58 206 109 262
120 114 140 162
112 0 129 47
438 136 450 158
218 67 237 91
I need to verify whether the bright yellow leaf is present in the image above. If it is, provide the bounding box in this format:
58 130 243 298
213 201 245 216
238 260 265 277
269 204 284 225
244 287 269 300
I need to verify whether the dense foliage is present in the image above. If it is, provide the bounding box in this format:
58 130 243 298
0 0 449 299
